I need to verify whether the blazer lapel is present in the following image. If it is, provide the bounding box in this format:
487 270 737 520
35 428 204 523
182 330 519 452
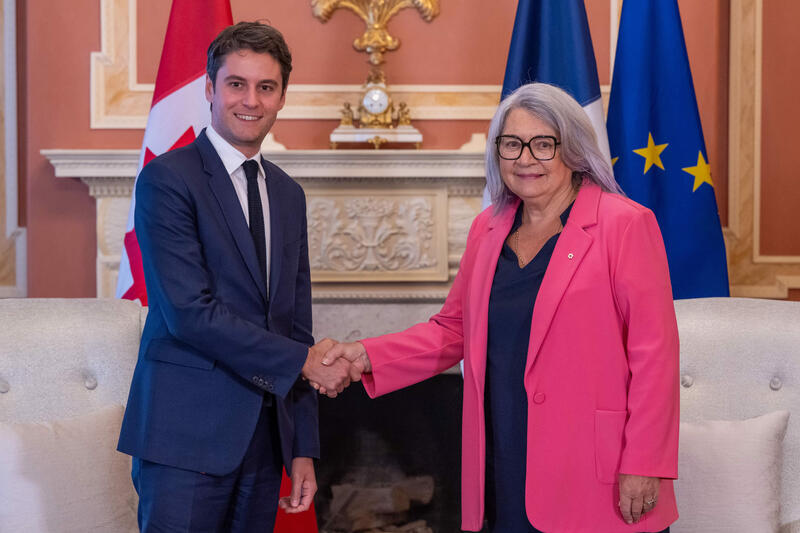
467 203 518 387
263 157 283 302
524 183 600 377
199 131 268 301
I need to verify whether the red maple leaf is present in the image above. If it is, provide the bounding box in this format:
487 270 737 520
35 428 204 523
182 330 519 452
143 126 197 167
121 229 148 305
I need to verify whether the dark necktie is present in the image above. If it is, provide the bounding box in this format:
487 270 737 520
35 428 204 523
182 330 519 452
242 160 267 286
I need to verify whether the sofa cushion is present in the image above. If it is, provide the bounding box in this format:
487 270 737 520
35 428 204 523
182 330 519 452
0 298 145 424
0 404 138 532
672 410 790 533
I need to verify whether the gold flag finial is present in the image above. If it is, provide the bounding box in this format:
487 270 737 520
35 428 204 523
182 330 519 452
312 0 440 65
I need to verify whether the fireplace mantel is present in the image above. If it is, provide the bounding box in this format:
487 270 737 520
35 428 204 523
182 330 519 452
42 146 486 303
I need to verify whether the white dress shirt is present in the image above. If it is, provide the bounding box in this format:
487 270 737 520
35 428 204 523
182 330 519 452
205 125 271 290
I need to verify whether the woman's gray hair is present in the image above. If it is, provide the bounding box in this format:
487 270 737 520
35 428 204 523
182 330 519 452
485 82 623 213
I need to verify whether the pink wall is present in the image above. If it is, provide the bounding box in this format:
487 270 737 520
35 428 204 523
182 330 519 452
21 0 733 297
760 0 800 255
22 1 143 297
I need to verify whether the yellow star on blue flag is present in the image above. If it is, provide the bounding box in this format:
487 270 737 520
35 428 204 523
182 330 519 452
633 133 668 174
606 0 728 298
682 151 713 192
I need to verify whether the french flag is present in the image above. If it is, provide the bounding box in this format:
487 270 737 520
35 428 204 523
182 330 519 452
501 0 610 161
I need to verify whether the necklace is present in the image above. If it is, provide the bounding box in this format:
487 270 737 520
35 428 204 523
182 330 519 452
513 228 526 268
512 219 564 269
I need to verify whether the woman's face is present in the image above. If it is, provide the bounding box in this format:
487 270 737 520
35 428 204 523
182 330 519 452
498 107 573 205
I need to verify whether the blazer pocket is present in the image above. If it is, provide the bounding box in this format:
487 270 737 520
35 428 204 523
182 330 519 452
145 338 215 370
594 409 627 484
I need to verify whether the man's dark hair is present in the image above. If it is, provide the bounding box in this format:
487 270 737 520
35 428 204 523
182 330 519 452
207 21 292 94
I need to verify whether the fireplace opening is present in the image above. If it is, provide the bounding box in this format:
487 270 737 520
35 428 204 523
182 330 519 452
317 373 463 532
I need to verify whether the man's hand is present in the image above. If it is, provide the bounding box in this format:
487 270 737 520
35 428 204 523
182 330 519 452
278 457 316 514
308 342 372 396
302 338 351 398
618 473 660 524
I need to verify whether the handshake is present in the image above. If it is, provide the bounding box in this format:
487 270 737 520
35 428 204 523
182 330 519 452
301 339 372 398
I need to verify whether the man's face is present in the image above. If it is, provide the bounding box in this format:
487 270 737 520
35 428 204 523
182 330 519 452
205 49 286 157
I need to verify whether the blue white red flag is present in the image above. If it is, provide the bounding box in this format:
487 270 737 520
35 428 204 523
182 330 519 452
501 0 610 160
483 0 610 208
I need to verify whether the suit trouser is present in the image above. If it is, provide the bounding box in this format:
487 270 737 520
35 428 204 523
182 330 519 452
132 398 282 533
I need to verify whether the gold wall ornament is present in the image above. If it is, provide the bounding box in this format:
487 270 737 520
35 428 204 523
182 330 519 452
367 136 388 149
396 102 412 126
339 102 355 126
311 0 440 65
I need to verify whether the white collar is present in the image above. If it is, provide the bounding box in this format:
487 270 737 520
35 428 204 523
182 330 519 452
205 125 264 178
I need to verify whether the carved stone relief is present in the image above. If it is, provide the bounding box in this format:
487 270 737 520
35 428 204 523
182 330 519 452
307 189 449 282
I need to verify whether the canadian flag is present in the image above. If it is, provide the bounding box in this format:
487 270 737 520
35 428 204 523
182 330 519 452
116 0 233 303
116 2 319 531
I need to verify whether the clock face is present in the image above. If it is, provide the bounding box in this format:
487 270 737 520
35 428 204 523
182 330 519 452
362 87 389 114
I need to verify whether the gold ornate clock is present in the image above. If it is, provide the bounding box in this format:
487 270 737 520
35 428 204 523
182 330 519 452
358 69 394 128
313 0 439 149
330 70 422 149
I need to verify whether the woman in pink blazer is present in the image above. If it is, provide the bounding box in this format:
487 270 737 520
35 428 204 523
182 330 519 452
321 83 679 533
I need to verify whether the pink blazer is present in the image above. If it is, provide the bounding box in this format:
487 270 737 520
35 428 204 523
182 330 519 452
361 183 680 532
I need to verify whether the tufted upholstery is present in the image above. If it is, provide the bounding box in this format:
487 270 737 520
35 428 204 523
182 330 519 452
676 297 800 532
0 298 147 423
0 297 798 531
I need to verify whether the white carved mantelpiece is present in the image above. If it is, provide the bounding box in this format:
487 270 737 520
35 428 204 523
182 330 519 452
42 147 486 303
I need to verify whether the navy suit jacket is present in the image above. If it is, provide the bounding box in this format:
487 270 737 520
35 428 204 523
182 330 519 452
118 129 318 476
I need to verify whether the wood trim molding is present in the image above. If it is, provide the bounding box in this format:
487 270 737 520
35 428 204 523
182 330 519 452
0 0 25 297
726 0 800 298
90 0 151 128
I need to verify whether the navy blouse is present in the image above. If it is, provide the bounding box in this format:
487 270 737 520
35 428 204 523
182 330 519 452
484 202 572 533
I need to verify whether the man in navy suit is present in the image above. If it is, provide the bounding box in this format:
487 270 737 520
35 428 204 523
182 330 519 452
118 21 353 532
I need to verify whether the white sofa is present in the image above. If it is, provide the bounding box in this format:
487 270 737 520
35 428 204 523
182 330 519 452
0 299 144 532
0 297 798 532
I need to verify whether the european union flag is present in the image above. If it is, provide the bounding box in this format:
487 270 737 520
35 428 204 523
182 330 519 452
502 0 610 159
606 0 729 299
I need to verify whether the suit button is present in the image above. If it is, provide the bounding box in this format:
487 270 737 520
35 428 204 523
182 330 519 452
533 392 546 404
252 376 259 384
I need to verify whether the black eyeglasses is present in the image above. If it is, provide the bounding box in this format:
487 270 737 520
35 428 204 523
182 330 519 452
495 135 560 161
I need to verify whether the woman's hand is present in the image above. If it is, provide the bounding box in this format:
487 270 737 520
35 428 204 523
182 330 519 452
618 473 660 524
322 342 372 375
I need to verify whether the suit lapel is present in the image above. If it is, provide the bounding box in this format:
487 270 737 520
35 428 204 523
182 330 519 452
524 183 600 377
199 131 268 302
467 203 518 386
263 157 284 302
